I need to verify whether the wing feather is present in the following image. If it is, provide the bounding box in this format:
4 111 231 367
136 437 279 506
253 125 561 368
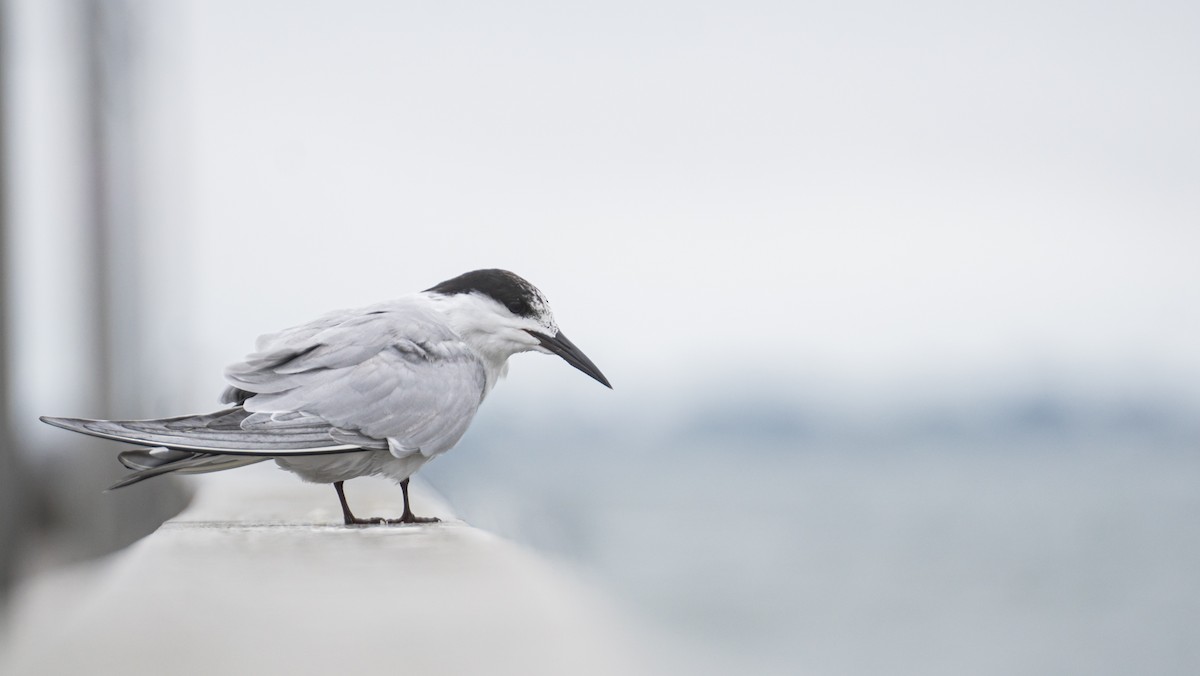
227 298 486 457
45 299 486 460
39 409 359 454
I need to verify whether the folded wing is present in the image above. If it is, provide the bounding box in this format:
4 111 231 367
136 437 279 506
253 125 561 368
39 408 359 455
41 298 486 465
225 297 487 458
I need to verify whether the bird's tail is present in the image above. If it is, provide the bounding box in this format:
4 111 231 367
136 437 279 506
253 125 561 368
39 407 349 453
39 407 365 490
109 449 268 490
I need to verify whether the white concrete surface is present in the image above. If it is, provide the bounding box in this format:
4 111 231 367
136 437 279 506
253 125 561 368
0 467 663 675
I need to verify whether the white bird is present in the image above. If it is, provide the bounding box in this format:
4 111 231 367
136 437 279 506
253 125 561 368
41 269 611 525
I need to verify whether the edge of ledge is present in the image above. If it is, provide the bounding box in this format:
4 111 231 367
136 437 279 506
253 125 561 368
1 468 662 676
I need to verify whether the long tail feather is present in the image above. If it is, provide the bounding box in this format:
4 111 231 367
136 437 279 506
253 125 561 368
118 447 195 471
40 408 365 455
108 453 268 490
41 407 379 489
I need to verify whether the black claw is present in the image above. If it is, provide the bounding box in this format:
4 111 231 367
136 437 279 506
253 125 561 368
335 481 387 526
387 513 441 525
335 478 441 527
391 478 439 524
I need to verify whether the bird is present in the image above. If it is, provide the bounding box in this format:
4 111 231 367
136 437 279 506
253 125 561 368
40 269 611 525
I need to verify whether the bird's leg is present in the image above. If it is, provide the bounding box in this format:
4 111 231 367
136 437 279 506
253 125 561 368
388 478 440 524
334 480 384 526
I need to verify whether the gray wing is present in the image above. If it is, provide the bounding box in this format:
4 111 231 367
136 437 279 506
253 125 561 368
225 298 487 458
39 408 359 454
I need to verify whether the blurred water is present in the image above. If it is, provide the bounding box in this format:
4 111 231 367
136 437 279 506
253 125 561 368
425 408 1200 676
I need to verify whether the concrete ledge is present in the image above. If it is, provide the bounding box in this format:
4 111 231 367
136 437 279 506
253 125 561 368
1 467 657 675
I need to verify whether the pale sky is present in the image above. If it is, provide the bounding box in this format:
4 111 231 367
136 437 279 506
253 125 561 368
13 0 1199 419
149 0 1200 400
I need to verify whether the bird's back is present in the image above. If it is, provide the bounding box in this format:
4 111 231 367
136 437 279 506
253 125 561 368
226 296 489 458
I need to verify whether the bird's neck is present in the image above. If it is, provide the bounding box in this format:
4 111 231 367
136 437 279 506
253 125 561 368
420 292 522 396
468 339 512 397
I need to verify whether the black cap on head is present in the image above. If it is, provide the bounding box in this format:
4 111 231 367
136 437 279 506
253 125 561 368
426 269 545 319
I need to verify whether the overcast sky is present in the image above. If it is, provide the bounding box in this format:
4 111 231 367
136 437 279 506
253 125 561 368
25 0 1200 409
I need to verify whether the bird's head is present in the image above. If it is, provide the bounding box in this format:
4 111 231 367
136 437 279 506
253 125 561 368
425 269 612 388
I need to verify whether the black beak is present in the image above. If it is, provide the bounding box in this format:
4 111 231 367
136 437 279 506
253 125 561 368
527 330 612 389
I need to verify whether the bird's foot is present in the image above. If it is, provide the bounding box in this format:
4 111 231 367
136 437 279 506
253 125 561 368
387 511 441 525
344 516 387 526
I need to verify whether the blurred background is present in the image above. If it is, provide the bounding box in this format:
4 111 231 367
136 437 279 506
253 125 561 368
2 0 1199 674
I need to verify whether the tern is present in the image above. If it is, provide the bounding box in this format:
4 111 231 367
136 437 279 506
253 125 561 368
41 269 611 525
